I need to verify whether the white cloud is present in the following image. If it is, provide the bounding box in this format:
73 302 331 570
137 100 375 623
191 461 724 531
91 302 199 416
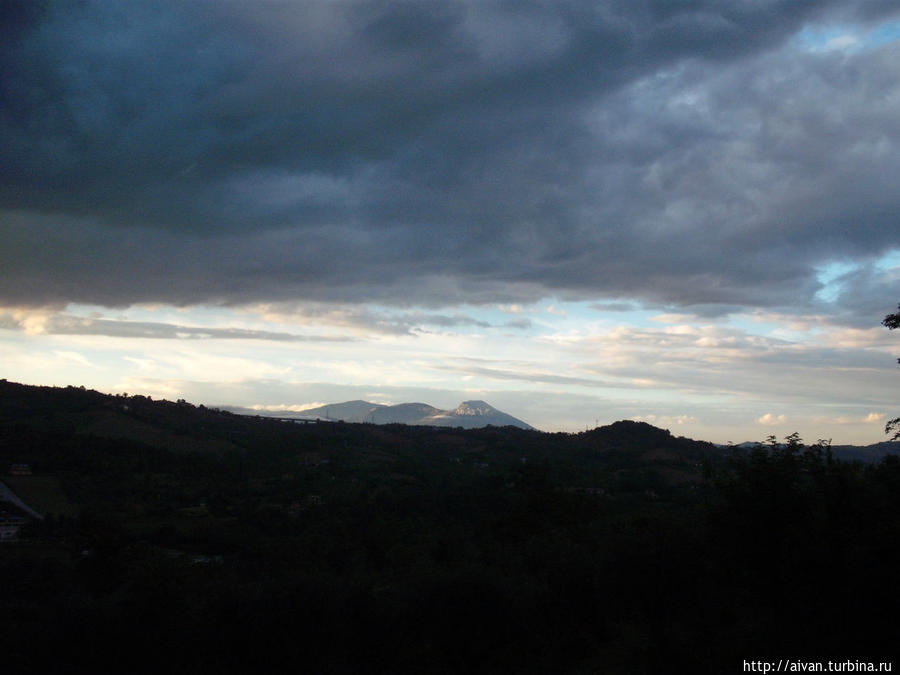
650 313 697 324
248 402 327 413
824 327 893 350
499 304 524 314
545 305 567 317
811 412 890 427
757 413 787 426
632 414 697 426
823 34 859 51
1 306 64 335
51 350 92 366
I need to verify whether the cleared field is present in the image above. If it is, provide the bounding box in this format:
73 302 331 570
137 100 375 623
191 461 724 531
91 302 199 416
2 475 78 517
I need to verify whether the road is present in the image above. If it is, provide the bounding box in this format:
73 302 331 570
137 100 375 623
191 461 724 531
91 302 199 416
0 480 44 520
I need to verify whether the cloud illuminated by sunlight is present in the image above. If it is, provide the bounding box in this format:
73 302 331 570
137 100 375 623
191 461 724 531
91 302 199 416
758 413 787 426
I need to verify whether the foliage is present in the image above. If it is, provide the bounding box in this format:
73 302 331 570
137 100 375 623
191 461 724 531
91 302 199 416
883 305 900 330
883 304 900 440
1 382 899 672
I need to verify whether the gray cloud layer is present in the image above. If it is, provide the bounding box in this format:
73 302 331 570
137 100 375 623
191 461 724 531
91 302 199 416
0 312 356 342
2 1 899 316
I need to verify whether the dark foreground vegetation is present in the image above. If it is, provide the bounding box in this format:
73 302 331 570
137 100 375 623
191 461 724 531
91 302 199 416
1 380 899 673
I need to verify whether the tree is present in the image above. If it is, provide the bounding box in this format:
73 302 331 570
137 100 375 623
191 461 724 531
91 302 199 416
884 305 900 330
884 305 900 440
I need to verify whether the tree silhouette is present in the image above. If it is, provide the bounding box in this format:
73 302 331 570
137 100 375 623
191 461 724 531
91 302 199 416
884 305 900 330
883 305 900 440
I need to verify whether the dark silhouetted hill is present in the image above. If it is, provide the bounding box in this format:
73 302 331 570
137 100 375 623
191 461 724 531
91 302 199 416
2 379 900 672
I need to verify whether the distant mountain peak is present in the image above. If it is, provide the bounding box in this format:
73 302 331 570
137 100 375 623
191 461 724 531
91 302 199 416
454 400 497 415
287 398 533 429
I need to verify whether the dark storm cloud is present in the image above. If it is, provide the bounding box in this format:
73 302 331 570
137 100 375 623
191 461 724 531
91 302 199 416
2 0 899 311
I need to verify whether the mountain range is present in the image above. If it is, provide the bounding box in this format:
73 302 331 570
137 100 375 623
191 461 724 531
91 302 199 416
2 380 897 459
239 399 535 430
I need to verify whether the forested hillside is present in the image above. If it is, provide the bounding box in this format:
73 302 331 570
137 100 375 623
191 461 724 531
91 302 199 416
1 381 898 672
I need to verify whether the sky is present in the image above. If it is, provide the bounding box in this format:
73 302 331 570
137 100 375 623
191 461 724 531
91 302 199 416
2 0 900 444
